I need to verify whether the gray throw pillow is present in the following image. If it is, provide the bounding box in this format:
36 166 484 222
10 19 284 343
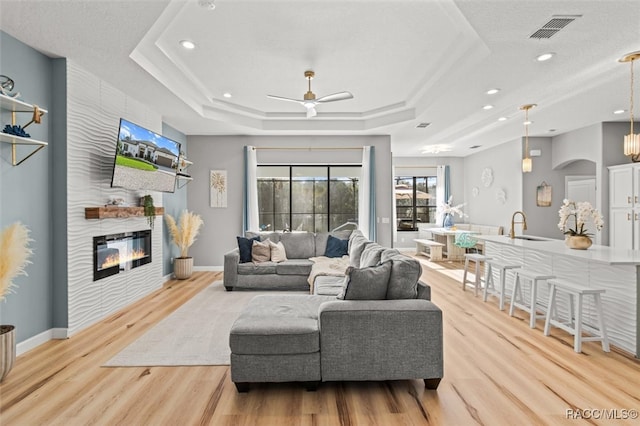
337 261 391 300
349 235 371 268
385 253 421 299
359 243 386 268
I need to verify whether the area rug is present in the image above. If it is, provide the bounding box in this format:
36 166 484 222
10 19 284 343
104 281 296 367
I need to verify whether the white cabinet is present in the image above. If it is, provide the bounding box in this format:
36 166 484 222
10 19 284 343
609 164 640 249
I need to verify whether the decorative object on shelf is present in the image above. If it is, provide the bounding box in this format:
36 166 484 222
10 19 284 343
165 210 204 279
481 167 493 187
2 124 30 138
0 222 33 382
520 104 536 173
536 181 552 207
438 195 467 228
107 198 126 206
0 75 20 99
619 51 640 162
558 199 604 250
472 186 479 197
496 188 506 205
210 170 227 208
141 195 156 229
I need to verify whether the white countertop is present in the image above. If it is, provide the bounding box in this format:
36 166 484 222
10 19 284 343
477 235 640 265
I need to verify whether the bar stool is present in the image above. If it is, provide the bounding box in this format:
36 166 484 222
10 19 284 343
509 269 555 328
462 253 490 296
483 259 522 310
544 279 610 353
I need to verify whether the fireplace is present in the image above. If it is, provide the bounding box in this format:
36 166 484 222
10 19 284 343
93 230 151 281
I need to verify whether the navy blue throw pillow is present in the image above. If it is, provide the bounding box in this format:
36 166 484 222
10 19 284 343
237 236 260 263
324 235 349 258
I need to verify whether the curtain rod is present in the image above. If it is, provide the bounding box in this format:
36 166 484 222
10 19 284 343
252 147 363 151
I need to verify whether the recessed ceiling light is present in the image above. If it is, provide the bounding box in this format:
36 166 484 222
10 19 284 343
482 105 494 110
198 0 216 10
486 88 500 95
498 117 508 121
548 129 557 133
614 109 626 114
179 40 196 50
536 52 555 62
416 122 431 128
223 92 232 98
469 145 482 149
523 120 533 125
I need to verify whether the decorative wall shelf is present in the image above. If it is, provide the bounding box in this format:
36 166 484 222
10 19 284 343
176 156 193 189
0 94 48 165
85 206 165 220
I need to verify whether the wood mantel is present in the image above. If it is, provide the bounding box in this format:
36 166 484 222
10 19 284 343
85 206 165 220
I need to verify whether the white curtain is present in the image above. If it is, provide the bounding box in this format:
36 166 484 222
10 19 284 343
243 146 259 233
358 146 376 240
391 163 398 245
436 165 445 227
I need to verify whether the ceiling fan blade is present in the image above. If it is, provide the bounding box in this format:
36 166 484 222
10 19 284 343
306 106 317 118
315 91 353 103
267 94 304 104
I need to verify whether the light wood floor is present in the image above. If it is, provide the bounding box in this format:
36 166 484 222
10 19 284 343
1 263 639 425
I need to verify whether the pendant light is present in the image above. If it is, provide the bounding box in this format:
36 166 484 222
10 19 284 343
520 104 536 173
620 51 640 162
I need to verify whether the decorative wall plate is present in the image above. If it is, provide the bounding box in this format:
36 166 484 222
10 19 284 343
472 186 479 197
481 167 493 187
496 188 506 204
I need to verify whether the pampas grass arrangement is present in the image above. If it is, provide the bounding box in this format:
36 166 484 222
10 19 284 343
165 210 204 258
0 222 33 302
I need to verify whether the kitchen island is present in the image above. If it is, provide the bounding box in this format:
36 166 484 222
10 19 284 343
478 235 640 357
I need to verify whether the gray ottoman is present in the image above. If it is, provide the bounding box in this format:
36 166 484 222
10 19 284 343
229 294 333 392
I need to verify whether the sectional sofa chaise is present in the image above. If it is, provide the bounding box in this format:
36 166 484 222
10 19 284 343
226 230 444 392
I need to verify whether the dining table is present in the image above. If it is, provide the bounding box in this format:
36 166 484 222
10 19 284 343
426 227 479 261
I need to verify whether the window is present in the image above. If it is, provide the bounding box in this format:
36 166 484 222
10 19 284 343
395 175 437 231
258 165 359 232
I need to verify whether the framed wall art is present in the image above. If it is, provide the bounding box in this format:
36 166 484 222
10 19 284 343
536 181 552 207
210 170 227 208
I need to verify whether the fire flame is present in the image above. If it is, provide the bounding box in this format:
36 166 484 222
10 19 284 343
101 248 147 269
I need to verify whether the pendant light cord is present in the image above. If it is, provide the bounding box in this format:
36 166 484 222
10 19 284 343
631 59 635 136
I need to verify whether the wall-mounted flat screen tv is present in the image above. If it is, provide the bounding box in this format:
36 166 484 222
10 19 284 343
110 119 181 193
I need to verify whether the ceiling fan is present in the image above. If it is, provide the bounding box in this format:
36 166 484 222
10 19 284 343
267 70 353 118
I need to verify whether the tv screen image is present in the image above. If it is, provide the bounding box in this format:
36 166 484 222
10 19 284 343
110 119 181 193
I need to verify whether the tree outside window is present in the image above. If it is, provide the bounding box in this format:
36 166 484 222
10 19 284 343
258 165 359 233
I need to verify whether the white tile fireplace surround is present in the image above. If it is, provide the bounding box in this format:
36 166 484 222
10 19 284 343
64 61 164 336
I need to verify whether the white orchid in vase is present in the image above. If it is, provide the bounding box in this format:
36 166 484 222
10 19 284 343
557 199 604 238
438 196 467 227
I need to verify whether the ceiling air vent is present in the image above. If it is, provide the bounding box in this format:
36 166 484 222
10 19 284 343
529 15 581 39
416 122 431 128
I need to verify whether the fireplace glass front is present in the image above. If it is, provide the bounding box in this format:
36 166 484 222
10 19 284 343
93 230 151 281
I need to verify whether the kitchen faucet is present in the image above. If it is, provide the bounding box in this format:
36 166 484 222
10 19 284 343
509 211 528 239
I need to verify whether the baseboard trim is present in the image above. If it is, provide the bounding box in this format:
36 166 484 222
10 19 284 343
162 273 173 282
194 266 224 271
17 328 68 356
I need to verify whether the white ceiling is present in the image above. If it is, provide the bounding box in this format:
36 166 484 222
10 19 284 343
1 0 639 157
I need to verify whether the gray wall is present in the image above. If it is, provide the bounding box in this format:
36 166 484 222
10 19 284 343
187 135 392 268
463 139 523 233
0 31 53 342
161 123 188 276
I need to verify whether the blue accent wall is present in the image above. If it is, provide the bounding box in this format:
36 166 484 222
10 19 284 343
161 123 187 276
0 31 54 341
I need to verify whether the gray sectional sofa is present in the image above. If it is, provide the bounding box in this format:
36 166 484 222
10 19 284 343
223 230 352 291
227 230 444 392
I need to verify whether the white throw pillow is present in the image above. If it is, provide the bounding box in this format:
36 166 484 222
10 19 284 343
269 240 288 263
